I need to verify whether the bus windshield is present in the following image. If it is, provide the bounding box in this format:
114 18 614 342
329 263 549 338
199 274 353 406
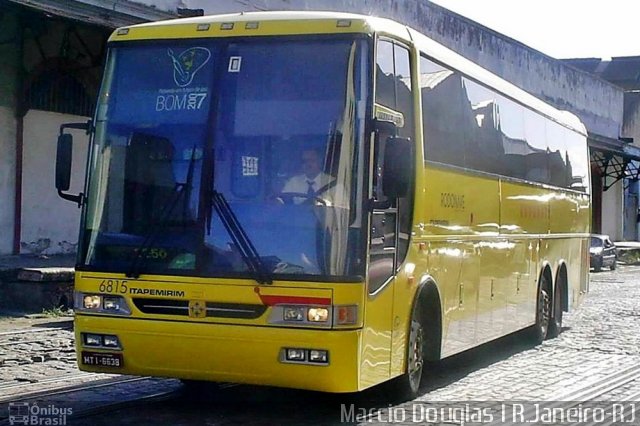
80 37 369 281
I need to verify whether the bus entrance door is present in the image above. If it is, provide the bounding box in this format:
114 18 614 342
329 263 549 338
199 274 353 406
360 207 397 389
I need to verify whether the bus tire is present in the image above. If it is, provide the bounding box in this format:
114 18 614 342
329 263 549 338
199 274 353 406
547 280 564 339
387 305 424 401
528 275 551 344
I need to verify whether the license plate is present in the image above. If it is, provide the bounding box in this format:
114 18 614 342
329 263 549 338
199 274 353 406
81 351 124 368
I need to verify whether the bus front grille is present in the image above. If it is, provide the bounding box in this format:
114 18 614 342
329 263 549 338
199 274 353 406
132 298 267 319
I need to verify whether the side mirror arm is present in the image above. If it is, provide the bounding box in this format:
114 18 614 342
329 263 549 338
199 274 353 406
59 120 92 136
57 190 84 207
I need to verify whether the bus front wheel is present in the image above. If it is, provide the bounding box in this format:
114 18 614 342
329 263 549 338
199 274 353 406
387 305 424 400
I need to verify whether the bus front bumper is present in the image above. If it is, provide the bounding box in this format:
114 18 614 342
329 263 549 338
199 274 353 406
75 315 362 393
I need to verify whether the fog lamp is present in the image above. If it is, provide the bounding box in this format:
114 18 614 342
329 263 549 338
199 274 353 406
286 348 306 361
102 335 121 348
83 295 102 310
309 350 328 363
83 333 102 346
307 307 329 322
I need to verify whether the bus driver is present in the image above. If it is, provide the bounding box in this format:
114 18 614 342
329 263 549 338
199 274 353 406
280 148 345 206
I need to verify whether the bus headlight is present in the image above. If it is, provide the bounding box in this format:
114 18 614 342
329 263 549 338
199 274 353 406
270 305 358 328
103 297 122 311
83 295 102 309
283 307 305 321
75 292 131 315
307 307 329 322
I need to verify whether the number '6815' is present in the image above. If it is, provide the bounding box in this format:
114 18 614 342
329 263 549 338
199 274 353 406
99 280 128 294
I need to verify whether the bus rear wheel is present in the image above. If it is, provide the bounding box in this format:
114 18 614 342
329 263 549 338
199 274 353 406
529 277 551 344
388 306 424 400
547 282 564 339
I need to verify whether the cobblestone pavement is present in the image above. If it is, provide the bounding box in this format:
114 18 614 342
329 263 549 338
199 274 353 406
1 266 639 425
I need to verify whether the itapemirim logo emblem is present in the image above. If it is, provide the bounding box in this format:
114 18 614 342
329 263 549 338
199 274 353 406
167 47 211 87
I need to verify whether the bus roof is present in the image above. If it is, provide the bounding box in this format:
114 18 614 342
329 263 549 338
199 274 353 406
110 11 587 135
108 11 390 42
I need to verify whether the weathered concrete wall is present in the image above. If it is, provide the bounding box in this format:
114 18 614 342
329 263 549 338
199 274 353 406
21 110 90 255
603 180 624 240
0 107 16 255
623 92 640 143
0 9 19 255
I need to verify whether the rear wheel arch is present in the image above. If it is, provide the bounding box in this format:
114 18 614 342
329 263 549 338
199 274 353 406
413 276 443 361
537 263 554 296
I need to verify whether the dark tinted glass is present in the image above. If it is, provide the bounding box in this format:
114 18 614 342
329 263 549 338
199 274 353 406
565 130 590 192
546 122 569 188
497 94 526 179
420 55 466 167
419 55 587 192
462 78 504 175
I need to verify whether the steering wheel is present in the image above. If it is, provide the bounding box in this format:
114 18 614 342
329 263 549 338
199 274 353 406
278 192 328 206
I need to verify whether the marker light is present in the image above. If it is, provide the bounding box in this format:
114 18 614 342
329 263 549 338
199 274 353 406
335 305 358 325
307 307 329 322
283 307 305 321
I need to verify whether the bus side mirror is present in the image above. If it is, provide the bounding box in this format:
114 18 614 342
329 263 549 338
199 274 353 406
55 121 91 207
382 136 413 199
56 133 73 192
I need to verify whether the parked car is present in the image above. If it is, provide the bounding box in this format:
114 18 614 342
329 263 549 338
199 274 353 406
590 234 617 272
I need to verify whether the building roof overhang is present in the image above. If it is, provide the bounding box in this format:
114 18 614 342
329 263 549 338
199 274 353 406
7 0 176 28
589 132 640 190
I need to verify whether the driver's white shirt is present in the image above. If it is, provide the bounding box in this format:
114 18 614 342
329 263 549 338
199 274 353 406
281 172 333 195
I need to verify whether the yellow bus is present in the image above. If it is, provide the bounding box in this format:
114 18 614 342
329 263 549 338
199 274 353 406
55 11 590 399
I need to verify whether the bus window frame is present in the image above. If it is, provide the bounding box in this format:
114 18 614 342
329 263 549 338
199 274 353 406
367 34 417 297
77 33 375 283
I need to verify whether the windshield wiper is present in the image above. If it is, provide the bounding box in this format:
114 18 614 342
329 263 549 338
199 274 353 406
211 191 272 285
126 147 197 279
